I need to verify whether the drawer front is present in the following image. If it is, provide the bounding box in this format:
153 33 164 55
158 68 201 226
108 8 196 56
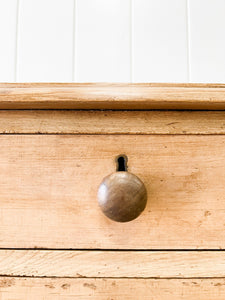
0 134 225 249
0 250 224 299
0 278 225 300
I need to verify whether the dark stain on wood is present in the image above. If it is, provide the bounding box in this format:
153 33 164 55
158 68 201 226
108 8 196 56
0 278 15 287
83 282 97 290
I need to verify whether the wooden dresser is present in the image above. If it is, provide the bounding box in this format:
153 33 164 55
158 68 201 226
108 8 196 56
0 83 225 299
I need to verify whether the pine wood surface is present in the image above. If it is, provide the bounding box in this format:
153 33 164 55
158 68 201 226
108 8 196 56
0 250 224 278
0 84 224 297
0 277 225 300
1 110 225 134
0 135 225 249
0 83 225 109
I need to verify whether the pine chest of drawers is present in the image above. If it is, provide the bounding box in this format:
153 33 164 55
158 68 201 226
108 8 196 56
1 83 225 299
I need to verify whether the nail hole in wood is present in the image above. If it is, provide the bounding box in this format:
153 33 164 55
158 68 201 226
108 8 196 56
116 155 128 172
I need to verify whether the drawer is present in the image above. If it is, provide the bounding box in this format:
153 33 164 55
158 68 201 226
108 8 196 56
0 250 225 299
1 278 225 300
1 83 225 299
0 134 225 249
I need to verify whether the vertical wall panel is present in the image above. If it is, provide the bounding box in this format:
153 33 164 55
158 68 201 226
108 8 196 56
132 0 188 83
0 0 224 83
75 0 131 82
189 0 225 83
17 0 74 82
0 0 17 81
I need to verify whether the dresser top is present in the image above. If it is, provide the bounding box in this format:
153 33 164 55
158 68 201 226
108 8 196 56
0 83 224 110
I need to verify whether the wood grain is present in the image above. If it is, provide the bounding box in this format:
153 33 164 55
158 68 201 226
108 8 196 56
0 278 225 299
0 110 225 134
0 250 224 278
0 83 225 109
2 110 225 134
0 135 225 249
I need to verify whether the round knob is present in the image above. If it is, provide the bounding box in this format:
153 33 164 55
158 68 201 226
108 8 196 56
97 157 147 222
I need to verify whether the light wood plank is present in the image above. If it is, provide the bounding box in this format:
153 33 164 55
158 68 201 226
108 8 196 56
17 0 74 81
75 0 130 82
0 250 224 278
1 110 225 134
0 0 17 81
133 0 188 82
0 278 225 299
189 0 225 83
0 83 225 109
0 135 225 249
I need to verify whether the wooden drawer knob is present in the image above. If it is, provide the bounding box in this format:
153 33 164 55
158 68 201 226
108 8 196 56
97 156 147 222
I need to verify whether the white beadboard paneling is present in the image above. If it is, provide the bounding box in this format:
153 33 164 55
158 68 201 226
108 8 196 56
75 0 131 82
17 0 74 82
0 0 17 81
189 0 225 83
132 0 188 83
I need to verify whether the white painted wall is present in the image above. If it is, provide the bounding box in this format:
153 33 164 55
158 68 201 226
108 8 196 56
0 0 224 83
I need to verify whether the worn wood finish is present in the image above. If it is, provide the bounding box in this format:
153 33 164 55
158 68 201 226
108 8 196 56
0 135 225 249
0 278 225 299
2 110 225 134
98 171 147 222
0 83 225 109
0 250 224 278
